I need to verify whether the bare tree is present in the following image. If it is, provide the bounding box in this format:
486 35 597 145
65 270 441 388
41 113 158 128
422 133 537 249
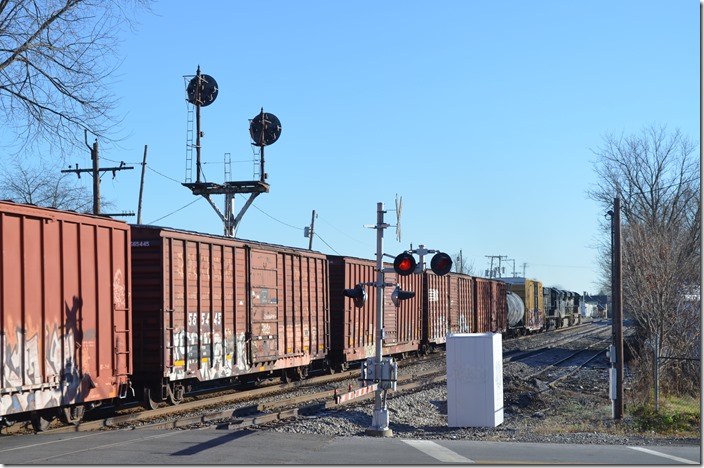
0 0 148 155
588 124 700 401
0 157 113 212
453 250 475 275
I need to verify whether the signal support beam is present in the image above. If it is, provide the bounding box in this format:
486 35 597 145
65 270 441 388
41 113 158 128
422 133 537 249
182 180 269 237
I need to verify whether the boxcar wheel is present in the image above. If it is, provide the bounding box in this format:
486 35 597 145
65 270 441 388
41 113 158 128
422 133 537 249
60 405 85 425
142 387 161 410
166 384 184 405
0 417 15 428
30 412 53 432
296 366 309 381
281 370 293 383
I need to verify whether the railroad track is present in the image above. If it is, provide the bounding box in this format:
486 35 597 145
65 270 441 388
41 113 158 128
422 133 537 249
3 322 612 437
503 321 612 391
3 354 445 436
503 321 608 364
26 368 445 434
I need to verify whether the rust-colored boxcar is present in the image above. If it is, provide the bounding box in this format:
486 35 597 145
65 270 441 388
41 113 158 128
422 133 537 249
474 277 508 334
327 256 423 369
423 273 507 348
130 226 329 404
423 272 473 346
0 201 132 429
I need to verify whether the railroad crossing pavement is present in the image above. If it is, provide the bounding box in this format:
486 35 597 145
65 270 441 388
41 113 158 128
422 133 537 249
0 429 699 465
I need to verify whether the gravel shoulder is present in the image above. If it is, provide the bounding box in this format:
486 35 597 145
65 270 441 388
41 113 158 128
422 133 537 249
261 373 699 446
258 329 700 446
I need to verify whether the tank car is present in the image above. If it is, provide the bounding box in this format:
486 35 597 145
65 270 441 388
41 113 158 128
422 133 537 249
0 201 132 431
502 277 544 334
130 225 329 408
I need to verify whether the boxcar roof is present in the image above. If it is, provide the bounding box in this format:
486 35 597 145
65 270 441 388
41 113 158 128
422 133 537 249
130 223 328 257
0 199 128 227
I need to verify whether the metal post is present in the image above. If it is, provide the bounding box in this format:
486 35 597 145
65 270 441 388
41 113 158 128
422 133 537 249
137 145 148 224
195 67 202 184
612 197 624 419
92 139 99 215
224 193 235 237
367 202 393 437
308 210 316 250
654 336 660 412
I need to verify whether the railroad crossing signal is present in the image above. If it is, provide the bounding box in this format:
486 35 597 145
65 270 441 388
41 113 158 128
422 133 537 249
392 250 453 277
344 284 367 308
391 285 415 307
430 252 453 276
393 252 417 276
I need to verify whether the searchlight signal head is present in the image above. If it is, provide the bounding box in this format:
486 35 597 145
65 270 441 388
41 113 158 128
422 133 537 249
343 284 367 308
393 252 417 276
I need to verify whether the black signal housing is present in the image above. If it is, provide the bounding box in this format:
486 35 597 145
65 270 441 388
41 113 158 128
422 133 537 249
393 252 417 276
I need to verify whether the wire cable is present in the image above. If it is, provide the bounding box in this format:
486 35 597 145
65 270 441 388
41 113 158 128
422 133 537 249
147 198 202 224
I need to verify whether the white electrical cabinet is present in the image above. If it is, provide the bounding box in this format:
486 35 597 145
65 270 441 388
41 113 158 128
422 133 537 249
446 332 504 427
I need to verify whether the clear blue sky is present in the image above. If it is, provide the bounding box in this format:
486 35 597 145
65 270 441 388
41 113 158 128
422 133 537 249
70 0 698 294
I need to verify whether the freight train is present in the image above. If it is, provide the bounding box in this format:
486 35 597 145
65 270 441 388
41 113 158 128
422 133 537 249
0 200 582 431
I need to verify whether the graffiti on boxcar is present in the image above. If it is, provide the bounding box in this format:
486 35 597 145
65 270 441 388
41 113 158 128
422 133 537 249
457 314 469 333
113 269 126 309
168 312 242 381
0 298 89 418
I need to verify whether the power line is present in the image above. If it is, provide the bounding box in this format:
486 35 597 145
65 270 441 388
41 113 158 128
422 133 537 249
242 194 302 230
314 232 341 255
147 198 202 224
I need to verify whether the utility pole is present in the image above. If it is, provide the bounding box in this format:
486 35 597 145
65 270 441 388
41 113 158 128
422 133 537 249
308 209 316 250
612 197 624 419
505 258 516 277
137 145 148 224
61 131 134 216
485 255 507 278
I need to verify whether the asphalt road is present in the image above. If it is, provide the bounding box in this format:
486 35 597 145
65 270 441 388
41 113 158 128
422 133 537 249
0 429 699 465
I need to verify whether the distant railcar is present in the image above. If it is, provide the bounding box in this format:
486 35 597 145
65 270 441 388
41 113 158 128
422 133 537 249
502 277 544 334
423 272 508 351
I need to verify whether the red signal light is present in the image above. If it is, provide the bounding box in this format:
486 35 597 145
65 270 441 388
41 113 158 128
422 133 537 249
393 252 417 276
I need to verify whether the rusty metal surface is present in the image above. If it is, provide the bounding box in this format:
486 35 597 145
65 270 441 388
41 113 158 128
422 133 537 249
424 272 477 344
328 256 423 364
0 201 131 420
130 226 329 387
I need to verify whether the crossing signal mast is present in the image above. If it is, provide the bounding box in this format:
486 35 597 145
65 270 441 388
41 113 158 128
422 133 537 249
182 66 282 237
344 200 452 437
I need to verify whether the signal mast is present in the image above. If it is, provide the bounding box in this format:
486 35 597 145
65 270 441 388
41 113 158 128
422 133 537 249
182 66 282 237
